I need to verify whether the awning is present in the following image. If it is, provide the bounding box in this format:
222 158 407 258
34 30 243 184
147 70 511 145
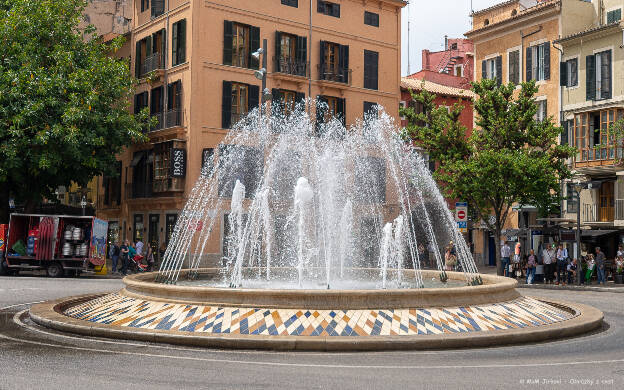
581 229 618 238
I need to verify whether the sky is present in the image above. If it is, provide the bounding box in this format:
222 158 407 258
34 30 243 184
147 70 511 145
401 0 501 76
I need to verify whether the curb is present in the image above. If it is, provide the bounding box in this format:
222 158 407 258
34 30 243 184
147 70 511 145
518 284 624 293
28 294 604 352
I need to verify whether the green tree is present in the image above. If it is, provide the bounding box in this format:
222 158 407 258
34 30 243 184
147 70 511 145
401 79 575 275
0 0 150 223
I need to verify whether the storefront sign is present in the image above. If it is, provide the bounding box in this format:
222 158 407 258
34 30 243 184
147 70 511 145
560 229 576 242
170 148 186 178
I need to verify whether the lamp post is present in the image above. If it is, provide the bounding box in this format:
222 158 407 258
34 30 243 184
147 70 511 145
573 180 583 285
80 195 87 216
252 39 270 117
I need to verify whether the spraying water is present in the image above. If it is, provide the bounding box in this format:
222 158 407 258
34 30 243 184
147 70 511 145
158 100 481 289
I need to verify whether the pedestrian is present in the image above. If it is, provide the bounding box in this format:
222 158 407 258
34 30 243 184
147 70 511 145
542 243 555 284
145 245 155 272
585 254 596 284
617 244 624 259
595 246 606 285
159 242 166 264
120 239 130 276
567 258 578 285
526 249 537 285
556 243 568 285
135 238 144 257
501 241 511 277
445 241 457 271
418 243 429 268
512 242 522 278
109 241 120 274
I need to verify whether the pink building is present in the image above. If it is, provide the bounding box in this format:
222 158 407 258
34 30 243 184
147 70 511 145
410 37 474 89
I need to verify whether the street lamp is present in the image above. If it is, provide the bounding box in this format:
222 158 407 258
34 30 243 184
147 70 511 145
252 40 269 115
80 195 87 216
573 180 583 285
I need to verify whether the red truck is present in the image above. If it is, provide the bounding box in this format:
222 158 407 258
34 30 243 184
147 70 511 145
0 214 108 277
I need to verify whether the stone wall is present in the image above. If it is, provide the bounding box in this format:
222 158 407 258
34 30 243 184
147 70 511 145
82 0 132 36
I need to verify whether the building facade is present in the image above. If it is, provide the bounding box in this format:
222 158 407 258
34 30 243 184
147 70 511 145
419 37 474 88
97 0 406 260
558 0 624 260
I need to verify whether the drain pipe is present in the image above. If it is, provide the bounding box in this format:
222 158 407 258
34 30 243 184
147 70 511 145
162 0 170 131
308 0 312 116
553 42 565 219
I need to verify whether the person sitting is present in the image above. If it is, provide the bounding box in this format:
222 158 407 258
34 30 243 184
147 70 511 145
567 258 578 285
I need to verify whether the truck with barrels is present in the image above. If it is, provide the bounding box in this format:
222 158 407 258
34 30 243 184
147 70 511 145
0 214 108 277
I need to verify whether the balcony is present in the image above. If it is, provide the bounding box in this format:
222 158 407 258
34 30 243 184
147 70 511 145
98 195 120 209
141 53 164 78
616 199 624 221
317 64 351 86
126 182 153 200
582 203 614 223
274 57 307 78
150 109 183 132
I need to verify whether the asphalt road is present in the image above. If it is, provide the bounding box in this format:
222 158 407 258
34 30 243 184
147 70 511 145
0 275 623 390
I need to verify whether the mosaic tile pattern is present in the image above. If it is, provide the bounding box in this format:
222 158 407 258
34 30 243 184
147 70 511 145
64 294 574 337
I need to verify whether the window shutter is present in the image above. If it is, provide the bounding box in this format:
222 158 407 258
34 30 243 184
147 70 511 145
364 101 377 117
337 98 346 127
248 84 260 112
560 120 569 146
601 50 611 100
332 4 340 17
142 92 148 111
296 35 307 76
364 51 378 90
134 94 140 114
135 41 141 77
223 21 233 65
319 41 327 78
339 44 349 83
175 81 182 109
526 47 532 81
172 23 178 66
586 54 595 101
481 60 486 80
178 20 186 64
167 83 173 110
160 29 166 67
571 58 578 87
296 92 305 104
495 55 502 85
316 95 328 133
274 31 282 72
146 36 152 57
249 26 261 70
560 61 568 87
543 42 550 80
317 1 324 13
222 81 232 129
271 88 282 104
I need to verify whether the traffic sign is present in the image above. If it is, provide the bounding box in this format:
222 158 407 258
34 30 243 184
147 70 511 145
457 221 467 233
455 202 468 222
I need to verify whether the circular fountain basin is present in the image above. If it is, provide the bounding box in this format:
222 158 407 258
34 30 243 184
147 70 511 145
120 269 519 310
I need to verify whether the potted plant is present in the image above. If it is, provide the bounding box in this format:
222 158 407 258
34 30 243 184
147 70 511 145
615 266 624 285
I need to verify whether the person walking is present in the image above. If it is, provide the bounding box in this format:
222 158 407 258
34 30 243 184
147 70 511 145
542 243 555 284
512 242 522 278
120 240 130 276
595 247 606 285
109 241 120 274
145 245 155 272
585 254 596 284
444 241 457 271
501 241 511 277
135 238 144 257
526 249 537 285
556 243 568 285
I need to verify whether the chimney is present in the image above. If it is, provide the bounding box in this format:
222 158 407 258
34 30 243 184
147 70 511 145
422 50 430 71
444 35 448 50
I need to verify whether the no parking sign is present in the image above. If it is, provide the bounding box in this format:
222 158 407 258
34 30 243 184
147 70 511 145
455 202 468 233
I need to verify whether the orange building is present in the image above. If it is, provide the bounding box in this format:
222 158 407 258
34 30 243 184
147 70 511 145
97 0 407 259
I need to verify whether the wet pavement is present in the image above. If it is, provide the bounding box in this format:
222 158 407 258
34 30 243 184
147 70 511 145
1 276 623 389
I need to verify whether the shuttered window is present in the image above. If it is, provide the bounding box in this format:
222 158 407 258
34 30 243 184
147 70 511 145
586 50 612 101
607 8 621 24
364 50 379 90
223 21 260 70
167 81 182 127
526 42 550 81
316 95 346 132
363 101 378 118
281 0 298 7
271 89 305 116
320 41 349 83
134 92 149 115
364 11 379 27
222 81 260 129
151 0 164 18
275 32 307 76
172 19 186 66
141 0 149 13
318 1 340 18
481 56 502 85
560 58 578 87
508 50 520 84
535 100 547 123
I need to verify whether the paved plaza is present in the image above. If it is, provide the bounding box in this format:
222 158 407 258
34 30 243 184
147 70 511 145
0 276 622 389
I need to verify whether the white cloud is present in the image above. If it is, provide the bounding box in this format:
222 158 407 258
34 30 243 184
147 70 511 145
401 0 501 75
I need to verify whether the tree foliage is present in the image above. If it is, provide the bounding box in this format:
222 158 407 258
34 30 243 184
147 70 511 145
400 79 575 274
0 0 150 222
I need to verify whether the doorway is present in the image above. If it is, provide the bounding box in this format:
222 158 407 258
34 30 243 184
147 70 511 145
599 181 614 222
148 214 160 255
488 235 496 266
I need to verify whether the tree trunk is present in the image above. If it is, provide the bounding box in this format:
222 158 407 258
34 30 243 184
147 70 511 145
494 225 503 275
0 180 9 224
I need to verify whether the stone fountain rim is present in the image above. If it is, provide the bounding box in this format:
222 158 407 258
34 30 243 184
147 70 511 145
121 269 519 309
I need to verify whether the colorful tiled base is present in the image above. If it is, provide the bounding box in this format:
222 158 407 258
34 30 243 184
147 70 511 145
63 294 574 337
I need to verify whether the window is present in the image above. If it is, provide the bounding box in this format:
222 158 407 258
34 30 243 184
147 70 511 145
364 50 379 90
152 141 186 193
573 109 623 162
275 32 307 76
223 21 260 69
318 1 340 18
566 183 578 213
141 0 149 13
201 148 214 174
364 11 379 27
508 50 520 84
281 0 298 7
320 41 349 83
150 86 164 130
221 81 259 129
134 215 144 242
103 161 122 206
131 151 153 198
316 95 346 131
364 101 378 118
607 8 621 24
165 214 178 246
526 42 550 82
134 92 148 115
586 50 612 101
271 89 304 116
560 58 578 88
135 37 148 77
172 19 186 66
166 80 182 128
399 100 406 121
535 100 547 122
481 56 502 85
454 64 463 77
560 119 573 146
151 0 164 18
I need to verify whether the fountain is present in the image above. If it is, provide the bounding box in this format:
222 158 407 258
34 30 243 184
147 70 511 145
29 101 604 350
